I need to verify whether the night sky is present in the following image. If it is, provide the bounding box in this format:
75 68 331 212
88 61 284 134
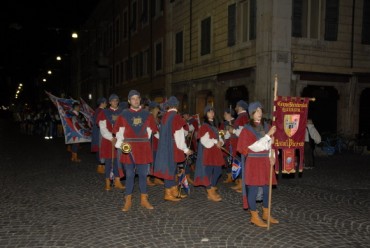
0 0 100 106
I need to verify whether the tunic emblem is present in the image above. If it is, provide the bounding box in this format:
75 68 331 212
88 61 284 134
112 114 118 121
131 116 143 126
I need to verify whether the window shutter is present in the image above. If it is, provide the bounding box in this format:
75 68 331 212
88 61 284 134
228 4 236 46
249 0 256 40
292 0 303 37
362 0 370 44
324 0 339 41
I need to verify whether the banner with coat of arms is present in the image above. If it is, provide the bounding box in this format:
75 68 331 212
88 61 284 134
273 96 310 173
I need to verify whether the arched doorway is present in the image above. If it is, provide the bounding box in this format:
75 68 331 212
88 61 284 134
359 88 370 148
196 90 213 119
301 85 339 134
225 85 249 117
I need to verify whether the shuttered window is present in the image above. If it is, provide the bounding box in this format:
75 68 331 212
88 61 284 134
362 0 370 44
324 0 339 41
228 4 236 47
201 17 211 56
175 31 183 64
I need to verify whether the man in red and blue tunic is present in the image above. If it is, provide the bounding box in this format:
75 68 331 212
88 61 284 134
114 90 158 211
97 94 125 191
227 100 249 192
92 97 107 174
153 96 193 202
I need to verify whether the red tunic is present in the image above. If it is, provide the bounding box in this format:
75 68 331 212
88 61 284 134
237 126 277 186
113 108 158 164
198 124 224 166
97 108 120 159
161 111 187 163
234 112 249 128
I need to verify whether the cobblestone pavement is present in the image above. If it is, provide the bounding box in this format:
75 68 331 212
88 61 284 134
0 119 369 248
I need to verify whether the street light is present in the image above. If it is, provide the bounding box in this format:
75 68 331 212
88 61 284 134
71 32 78 39
56 56 62 61
43 78 47 82
47 70 52 75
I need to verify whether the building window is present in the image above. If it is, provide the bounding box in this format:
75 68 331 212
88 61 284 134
201 17 211 56
141 0 149 25
131 1 137 33
138 52 143 76
362 0 370 44
143 48 150 75
123 59 128 82
108 24 113 49
120 61 124 84
292 0 321 39
228 3 236 47
115 63 120 85
152 0 164 18
155 42 162 71
241 0 256 42
324 0 339 41
115 17 120 45
123 10 128 39
132 54 138 79
175 31 183 64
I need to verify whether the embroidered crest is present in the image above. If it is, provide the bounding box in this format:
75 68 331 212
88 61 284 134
284 114 300 137
131 116 143 126
112 114 118 122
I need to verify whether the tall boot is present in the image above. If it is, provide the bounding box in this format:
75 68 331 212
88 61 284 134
146 176 156 186
164 188 181 202
153 177 164 185
140 194 154 210
207 188 222 202
231 179 241 190
96 164 105 174
250 210 267 228
71 152 81 162
223 173 233 183
231 179 242 192
171 186 187 199
122 195 132 212
212 186 222 200
262 207 279 224
114 177 125 189
105 178 111 191
185 174 194 185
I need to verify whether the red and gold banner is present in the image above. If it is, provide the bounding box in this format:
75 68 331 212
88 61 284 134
273 96 310 173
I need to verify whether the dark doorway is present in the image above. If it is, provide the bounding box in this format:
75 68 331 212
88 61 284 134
359 88 370 148
301 85 339 134
225 85 249 116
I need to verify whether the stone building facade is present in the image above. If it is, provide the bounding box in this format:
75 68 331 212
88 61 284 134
71 0 370 138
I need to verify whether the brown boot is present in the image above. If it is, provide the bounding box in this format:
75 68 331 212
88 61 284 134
140 194 154 210
171 186 187 199
231 179 242 192
207 188 222 202
105 178 112 191
212 187 221 199
153 177 164 185
71 152 81 162
262 207 279 224
250 210 267 228
114 177 125 189
164 188 181 202
122 195 132 212
186 174 194 185
147 176 156 186
96 164 105 174
223 173 233 183
231 179 241 190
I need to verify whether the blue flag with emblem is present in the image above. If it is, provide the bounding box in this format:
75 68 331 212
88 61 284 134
231 158 241 180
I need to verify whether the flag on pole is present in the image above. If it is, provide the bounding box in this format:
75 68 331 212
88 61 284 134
46 92 93 144
231 158 241 180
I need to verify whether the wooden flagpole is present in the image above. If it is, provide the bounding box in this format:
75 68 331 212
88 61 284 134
267 74 278 230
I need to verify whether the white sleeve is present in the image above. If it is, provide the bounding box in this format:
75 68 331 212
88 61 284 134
224 130 231 140
146 127 152 139
114 127 125 149
233 126 243 137
248 135 272 152
309 126 321 144
188 124 195 132
174 127 189 153
200 132 218 149
99 120 113 140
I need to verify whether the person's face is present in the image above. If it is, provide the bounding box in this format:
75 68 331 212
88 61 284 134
110 99 119 109
207 110 215 120
224 112 231 121
74 105 80 112
252 108 263 121
235 105 242 114
129 95 141 109
101 102 107 108
183 114 189 120
151 107 159 117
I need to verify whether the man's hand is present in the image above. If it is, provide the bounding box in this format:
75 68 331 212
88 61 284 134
269 156 276 166
185 149 193 156
267 126 276 137
216 140 223 148
111 137 117 146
